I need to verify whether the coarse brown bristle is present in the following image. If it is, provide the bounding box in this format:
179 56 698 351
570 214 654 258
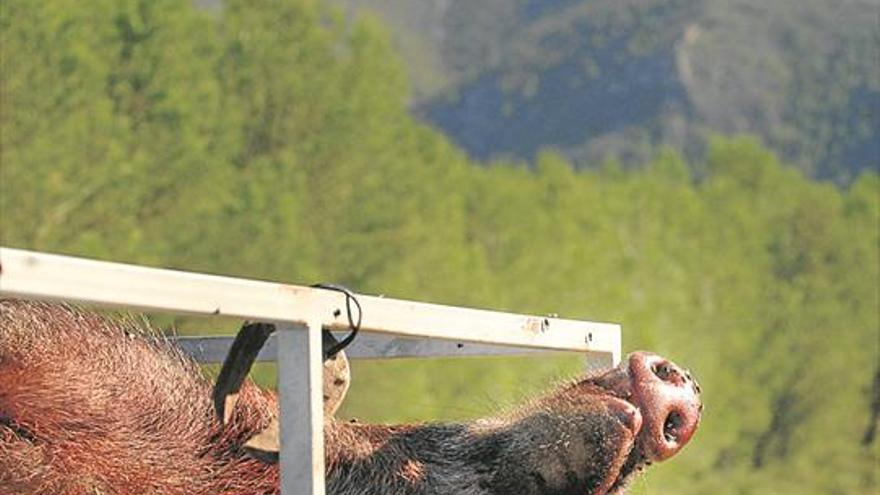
0 299 280 495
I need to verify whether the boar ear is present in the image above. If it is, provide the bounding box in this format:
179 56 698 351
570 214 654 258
217 324 352 463
241 345 350 463
213 322 275 424
244 417 280 462
322 332 351 416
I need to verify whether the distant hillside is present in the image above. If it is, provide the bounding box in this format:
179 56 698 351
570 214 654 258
332 0 879 183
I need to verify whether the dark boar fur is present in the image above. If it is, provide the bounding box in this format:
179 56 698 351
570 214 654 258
0 299 701 495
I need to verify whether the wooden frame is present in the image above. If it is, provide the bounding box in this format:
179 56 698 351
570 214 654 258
0 247 621 494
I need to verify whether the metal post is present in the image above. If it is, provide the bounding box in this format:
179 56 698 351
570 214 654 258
278 321 326 495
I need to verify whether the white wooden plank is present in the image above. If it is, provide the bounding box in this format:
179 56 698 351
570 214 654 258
0 248 620 363
0 247 321 323
173 334 616 364
278 322 325 495
326 297 621 363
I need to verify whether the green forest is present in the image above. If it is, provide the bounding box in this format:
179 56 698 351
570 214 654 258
1 1 877 493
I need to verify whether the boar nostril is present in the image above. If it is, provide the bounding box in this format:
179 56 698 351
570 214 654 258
663 411 683 443
652 360 687 387
652 362 673 381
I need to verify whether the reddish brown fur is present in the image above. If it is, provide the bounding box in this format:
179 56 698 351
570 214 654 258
1 299 700 495
0 300 633 494
0 300 279 495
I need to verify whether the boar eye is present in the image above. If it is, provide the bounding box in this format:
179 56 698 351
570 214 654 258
663 411 682 443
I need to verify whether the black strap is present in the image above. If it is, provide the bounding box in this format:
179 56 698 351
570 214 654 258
213 322 275 423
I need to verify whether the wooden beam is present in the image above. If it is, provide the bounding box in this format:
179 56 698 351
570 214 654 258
172 333 610 362
0 248 621 363
278 322 326 495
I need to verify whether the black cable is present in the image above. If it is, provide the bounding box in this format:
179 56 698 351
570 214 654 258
310 283 362 359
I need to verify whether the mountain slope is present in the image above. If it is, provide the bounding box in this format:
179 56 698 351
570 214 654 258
334 0 880 182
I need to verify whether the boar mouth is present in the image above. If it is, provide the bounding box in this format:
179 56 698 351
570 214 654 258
589 352 702 492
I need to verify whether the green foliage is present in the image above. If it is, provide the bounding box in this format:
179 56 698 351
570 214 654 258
1 1 878 493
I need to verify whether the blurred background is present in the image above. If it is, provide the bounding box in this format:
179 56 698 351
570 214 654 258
1 0 877 492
